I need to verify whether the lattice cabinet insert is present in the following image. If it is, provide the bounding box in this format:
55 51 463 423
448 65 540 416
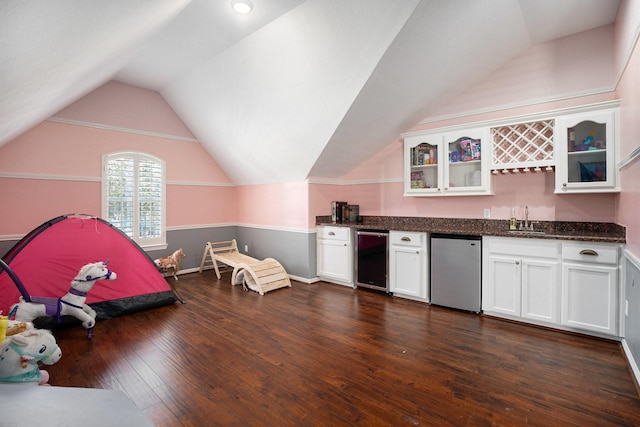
490 119 555 173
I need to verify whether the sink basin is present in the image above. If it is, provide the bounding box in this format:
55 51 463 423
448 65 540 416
508 229 546 235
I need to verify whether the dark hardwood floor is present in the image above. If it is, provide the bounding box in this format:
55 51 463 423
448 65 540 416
45 270 640 426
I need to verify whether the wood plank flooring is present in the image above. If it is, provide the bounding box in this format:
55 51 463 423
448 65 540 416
45 270 640 426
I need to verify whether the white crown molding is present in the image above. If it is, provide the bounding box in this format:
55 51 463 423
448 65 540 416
236 223 318 234
418 88 616 126
165 223 236 231
406 99 621 137
166 180 235 187
47 117 199 143
308 177 402 185
1 222 318 242
0 172 233 187
0 234 24 242
0 172 101 182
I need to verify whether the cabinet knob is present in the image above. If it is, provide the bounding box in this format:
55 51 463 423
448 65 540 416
563 183 567 187
401 237 411 242
416 251 419 254
328 231 335 236
515 261 520 265
579 249 599 256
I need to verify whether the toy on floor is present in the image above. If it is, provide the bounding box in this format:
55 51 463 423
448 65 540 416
155 248 185 281
199 240 291 295
0 325 62 385
9 260 116 339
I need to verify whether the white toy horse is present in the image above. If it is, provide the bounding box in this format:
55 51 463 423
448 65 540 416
0 327 62 384
10 260 116 339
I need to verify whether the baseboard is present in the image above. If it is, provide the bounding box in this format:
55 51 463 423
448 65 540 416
622 338 640 391
289 275 320 284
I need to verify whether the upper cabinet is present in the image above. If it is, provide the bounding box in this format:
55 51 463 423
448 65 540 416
555 107 619 194
403 127 491 196
402 101 620 197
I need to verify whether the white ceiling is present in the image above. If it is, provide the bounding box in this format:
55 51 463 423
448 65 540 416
0 0 620 185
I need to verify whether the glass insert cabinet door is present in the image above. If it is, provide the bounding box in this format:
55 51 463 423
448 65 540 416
404 127 490 196
555 108 618 193
409 140 439 190
445 134 482 190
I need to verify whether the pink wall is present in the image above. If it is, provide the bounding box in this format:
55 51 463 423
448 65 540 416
615 0 640 256
429 25 616 122
0 178 100 235
236 182 310 230
0 82 234 235
167 185 236 227
55 81 196 139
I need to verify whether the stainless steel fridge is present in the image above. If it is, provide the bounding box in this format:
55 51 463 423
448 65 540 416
430 234 481 312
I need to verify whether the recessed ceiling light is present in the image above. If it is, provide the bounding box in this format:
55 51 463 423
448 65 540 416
231 0 253 14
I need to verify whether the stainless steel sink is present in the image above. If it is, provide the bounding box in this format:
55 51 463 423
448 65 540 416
508 229 546 235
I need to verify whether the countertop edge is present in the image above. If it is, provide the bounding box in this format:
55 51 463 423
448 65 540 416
315 216 626 244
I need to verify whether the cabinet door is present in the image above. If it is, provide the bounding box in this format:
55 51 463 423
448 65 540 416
318 239 352 284
561 263 618 335
442 127 490 195
521 259 559 323
404 133 442 195
555 109 618 193
389 246 427 300
483 255 521 317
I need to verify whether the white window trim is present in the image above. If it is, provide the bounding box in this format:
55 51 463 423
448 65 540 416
102 151 167 250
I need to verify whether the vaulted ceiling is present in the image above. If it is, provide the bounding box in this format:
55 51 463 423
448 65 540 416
0 0 620 185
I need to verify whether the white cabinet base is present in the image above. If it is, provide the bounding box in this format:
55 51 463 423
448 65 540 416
389 231 428 301
562 263 618 336
484 236 621 338
317 226 353 286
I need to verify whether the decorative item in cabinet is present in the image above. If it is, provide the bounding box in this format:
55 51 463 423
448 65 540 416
447 135 482 188
490 119 554 173
409 141 438 189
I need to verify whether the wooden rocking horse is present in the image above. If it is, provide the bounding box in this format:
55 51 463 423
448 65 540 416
155 248 185 280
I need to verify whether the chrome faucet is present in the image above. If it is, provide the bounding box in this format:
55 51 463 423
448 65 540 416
519 206 530 230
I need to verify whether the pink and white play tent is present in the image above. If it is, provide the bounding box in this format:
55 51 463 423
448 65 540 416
0 214 178 320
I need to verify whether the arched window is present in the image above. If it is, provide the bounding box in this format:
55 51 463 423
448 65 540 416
102 152 166 249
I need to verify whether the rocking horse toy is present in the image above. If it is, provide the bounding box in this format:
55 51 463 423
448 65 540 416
7 260 117 339
155 248 186 280
0 326 62 385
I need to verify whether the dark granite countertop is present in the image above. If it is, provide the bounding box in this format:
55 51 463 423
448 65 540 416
316 216 626 244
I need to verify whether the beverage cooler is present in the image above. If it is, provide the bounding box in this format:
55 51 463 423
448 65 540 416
355 230 389 293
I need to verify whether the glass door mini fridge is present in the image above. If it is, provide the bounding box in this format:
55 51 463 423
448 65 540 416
355 230 389 293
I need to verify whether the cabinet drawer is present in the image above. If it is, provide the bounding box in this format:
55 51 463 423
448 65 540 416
486 237 560 259
562 242 619 265
390 231 425 247
318 226 350 241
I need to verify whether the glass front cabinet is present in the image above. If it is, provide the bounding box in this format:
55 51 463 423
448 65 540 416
555 107 619 194
403 127 491 196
